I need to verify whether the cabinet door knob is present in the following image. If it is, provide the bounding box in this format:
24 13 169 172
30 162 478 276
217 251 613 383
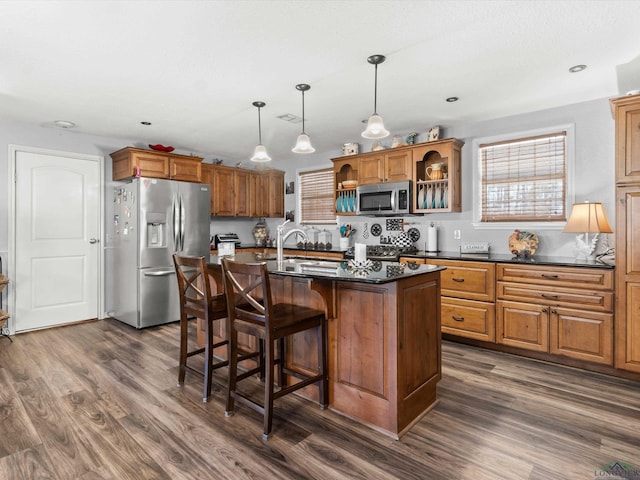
452 277 465 283
542 308 548 313
452 316 465 322
541 294 559 299
541 274 559 279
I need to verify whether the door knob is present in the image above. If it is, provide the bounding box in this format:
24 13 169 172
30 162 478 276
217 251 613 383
89 238 99 244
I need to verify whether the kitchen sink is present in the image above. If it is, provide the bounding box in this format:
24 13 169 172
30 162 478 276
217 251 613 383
280 258 343 274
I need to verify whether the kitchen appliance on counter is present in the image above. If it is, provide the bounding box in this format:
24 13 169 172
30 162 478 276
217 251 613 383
213 233 242 248
356 180 411 216
108 177 211 328
344 244 417 261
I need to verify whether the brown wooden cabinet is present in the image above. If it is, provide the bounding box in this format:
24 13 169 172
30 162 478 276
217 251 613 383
202 165 282 218
424 258 496 342
331 139 462 215
496 263 613 365
401 256 616 367
332 146 412 187
612 93 640 372
612 94 640 185
358 149 413 185
267 170 285 218
110 147 202 182
332 157 359 216
249 170 285 218
413 138 463 213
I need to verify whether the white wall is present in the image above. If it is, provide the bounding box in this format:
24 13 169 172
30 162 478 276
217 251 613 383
263 96 616 256
0 95 616 280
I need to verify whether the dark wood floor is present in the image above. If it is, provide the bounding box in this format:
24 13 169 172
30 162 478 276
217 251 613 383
0 318 638 479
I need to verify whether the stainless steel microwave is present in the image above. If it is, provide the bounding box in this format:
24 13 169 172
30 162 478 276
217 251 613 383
356 180 411 216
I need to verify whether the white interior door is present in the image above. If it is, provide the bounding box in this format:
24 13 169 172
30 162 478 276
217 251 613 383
12 147 101 332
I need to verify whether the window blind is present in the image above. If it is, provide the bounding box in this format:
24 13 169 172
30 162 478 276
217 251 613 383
480 131 567 222
299 168 335 224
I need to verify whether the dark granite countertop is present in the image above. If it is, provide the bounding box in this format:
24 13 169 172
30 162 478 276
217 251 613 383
209 252 445 284
400 250 615 269
234 243 346 255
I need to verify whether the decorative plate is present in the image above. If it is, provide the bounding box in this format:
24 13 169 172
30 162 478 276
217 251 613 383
149 144 175 152
370 223 382 236
407 227 420 243
508 230 539 257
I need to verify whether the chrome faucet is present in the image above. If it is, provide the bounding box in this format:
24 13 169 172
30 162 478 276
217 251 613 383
277 219 308 265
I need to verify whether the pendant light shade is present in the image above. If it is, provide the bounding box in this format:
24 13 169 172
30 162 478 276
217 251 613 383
362 54 390 139
292 84 315 154
250 101 271 162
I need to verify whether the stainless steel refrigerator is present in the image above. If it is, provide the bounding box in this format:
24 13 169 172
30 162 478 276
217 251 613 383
108 177 210 328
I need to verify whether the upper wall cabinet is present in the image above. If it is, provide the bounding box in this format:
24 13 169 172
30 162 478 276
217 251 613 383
202 164 284 218
412 138 464 213
611 94 640 185
357 148 413 185
110 147 203 183
332 157 359 216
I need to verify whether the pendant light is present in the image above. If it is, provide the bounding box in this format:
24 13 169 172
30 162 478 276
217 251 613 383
292 84 315 154
361 54 390 139
250 101 271 162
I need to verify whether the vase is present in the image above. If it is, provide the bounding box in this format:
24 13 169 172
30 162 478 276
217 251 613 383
252 218 268 246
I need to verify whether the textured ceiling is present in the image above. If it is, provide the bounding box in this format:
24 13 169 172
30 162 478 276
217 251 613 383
1 0 639 162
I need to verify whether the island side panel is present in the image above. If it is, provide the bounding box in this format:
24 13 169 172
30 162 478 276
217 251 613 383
398 272 441 432
330 281 399 435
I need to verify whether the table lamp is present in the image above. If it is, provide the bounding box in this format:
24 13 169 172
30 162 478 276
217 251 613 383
563 201 613 260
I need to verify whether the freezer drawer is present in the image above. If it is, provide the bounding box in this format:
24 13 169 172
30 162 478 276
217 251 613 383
139 266 180 328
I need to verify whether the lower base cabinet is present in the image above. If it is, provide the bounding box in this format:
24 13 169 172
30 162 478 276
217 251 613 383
550 307 613 365
496 300 549 352
403 257 616 370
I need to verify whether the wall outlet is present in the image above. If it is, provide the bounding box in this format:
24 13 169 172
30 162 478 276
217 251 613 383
453 229 461 240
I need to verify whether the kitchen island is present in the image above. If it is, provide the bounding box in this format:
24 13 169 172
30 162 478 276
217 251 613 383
206 253 445 438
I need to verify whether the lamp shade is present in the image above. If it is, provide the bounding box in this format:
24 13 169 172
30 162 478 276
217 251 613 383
563 202 613 234
250 144 271 163
292 133 315 154
361 114 390 139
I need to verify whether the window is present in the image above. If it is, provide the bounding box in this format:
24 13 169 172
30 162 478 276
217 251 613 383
479 130 568 223
298 167 335 224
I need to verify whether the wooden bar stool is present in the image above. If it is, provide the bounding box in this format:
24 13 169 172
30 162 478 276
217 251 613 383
221 258 328 440
173 254 229 403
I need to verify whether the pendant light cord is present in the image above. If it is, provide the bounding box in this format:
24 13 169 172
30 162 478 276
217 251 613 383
301 90 306 134
373 63 378 115
257 106 262 144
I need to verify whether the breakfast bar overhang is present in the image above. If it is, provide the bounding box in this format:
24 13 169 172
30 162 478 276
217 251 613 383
206 253 444 438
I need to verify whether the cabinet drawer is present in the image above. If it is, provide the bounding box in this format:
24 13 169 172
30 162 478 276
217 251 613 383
426 259 495 301
497 264 613 290
497 282 614 312
441 297 495 342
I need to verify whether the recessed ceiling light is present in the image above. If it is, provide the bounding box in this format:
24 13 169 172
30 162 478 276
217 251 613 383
569 64 587 73
54 120 75 128
446 97 459 103
140 121 152 126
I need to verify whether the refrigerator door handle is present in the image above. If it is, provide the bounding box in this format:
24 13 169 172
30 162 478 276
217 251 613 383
172 194 180 251
179 193 186 251
144 269 176 277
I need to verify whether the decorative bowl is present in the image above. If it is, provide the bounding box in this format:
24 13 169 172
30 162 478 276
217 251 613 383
342 180 358 189
149 144 175 152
